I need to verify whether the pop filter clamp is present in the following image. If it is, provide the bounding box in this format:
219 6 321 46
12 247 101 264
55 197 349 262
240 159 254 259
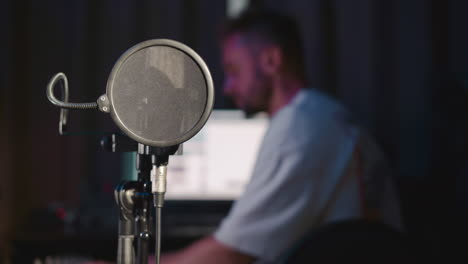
46 39 214 264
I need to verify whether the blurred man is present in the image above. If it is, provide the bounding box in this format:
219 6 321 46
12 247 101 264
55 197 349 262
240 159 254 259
158 9 403 264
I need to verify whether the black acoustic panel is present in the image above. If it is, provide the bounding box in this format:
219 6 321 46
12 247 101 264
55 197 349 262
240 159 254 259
106 40 214 147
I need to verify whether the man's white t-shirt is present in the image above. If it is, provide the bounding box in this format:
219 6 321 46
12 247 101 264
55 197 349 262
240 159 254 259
214 89 402 263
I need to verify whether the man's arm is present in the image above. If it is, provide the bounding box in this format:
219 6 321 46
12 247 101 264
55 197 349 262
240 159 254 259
156 236 255 264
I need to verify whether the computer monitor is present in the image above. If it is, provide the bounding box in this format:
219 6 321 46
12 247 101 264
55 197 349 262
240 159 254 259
165 110 268 200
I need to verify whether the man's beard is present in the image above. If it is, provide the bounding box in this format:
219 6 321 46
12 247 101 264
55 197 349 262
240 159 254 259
242 70 271 118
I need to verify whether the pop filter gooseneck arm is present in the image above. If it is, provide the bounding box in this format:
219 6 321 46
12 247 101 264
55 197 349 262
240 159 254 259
46 72 99 135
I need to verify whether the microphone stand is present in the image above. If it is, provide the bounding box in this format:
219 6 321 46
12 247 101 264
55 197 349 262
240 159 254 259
115 181 137 264
134 144 153 264
103 134 177 264
114 143 154 264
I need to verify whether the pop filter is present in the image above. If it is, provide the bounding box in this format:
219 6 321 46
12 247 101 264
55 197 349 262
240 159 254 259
99 39 214 147
47 39 214 148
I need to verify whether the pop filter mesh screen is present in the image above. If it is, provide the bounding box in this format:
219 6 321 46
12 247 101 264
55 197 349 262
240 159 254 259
110 45 208 144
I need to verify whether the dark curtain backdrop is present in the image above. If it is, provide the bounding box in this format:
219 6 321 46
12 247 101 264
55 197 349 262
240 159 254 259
1 0 468 262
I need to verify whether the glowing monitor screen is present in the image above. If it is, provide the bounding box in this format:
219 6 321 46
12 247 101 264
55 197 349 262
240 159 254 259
165 110 268 200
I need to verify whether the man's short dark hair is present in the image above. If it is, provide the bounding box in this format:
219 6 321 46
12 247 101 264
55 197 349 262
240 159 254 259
220 9 306 82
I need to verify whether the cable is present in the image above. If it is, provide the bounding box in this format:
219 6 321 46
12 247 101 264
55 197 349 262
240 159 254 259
154 206 162 264
152 157 168 264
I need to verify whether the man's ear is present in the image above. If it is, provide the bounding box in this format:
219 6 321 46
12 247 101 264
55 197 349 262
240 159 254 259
259 45 283 76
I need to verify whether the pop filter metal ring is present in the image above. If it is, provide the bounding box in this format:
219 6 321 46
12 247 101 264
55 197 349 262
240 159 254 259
104 39 214 148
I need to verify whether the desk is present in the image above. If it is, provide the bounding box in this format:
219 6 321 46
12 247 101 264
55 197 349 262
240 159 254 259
11 200 231 263
11 231 206 263
12 232 117 263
